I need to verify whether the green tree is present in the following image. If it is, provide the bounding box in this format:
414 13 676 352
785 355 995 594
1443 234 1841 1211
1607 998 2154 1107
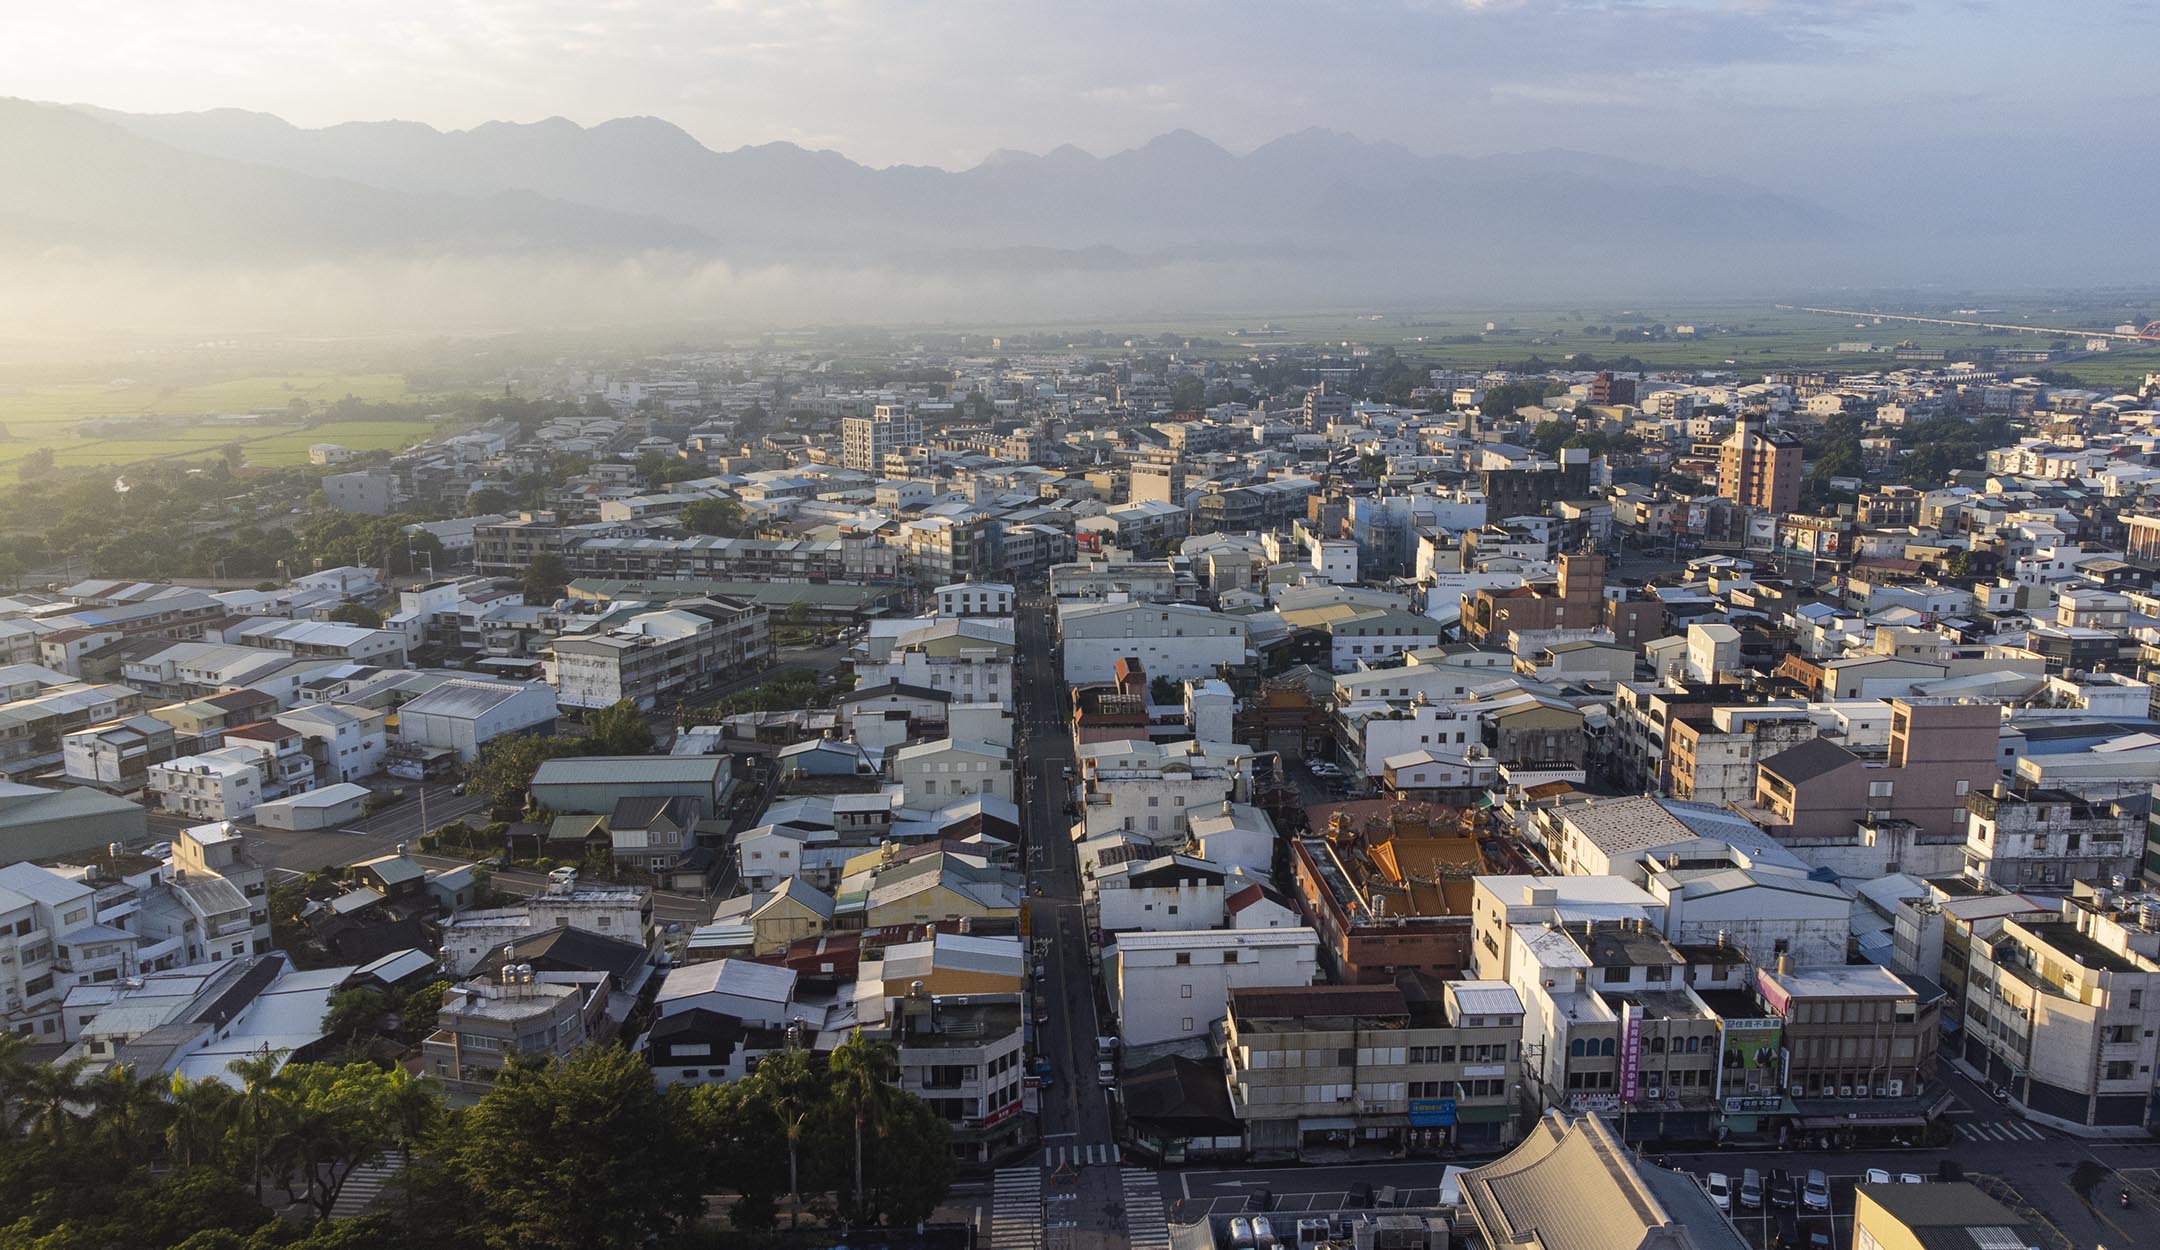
17 446 55 481
829 1033 897 1226
86 1062 174 1166
262 1064 426 1220
166 1074 238 1170
227 1047 287 1203
583 699 655 756
0 1032 30 1137
522 553 569 604
1170 375 1206 411
396 980 453 1046
327 602 383 629
321 988 389 1052
465 732 582 814
467 487 514 516
430 1047 701 1250
679 497 747 537
20 1055 89 1146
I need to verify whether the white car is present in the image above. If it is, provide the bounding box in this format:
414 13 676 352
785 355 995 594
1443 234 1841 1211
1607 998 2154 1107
1704 1172 1731 1213
1865 1169 1891 1186
1098 1059 1116 1087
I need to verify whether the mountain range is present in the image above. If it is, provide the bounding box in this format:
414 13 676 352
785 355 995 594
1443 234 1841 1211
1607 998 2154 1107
5 99 1849 277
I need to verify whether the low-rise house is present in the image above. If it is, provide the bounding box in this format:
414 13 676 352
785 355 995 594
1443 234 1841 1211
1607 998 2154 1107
422 966 607 1097
1095 853 1229 933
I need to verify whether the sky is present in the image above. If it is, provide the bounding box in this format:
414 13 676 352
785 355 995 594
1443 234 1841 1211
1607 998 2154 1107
2 0 2142 190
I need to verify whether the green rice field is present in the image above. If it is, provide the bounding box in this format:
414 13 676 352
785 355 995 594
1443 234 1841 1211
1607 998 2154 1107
0 372 423 469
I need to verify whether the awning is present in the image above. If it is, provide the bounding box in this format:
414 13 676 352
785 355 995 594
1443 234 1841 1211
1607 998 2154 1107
1797 1114 1927 1129
1299 1116 1359 1131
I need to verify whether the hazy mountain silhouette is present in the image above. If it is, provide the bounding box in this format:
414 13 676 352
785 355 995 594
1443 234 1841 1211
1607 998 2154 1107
59 103 1848 267
0 100 707 259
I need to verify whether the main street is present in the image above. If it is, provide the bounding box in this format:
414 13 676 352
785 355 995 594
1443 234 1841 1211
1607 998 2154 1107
1005 584 1166 1250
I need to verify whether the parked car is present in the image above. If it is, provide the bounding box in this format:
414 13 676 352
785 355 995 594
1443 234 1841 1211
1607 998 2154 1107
1768 1170 1796 1210
1739 1169 1764 1210
1346 1182 1374 1209
1899 1173 1925 1185
1805 1220 1834 1250
1705 1172 1732 1213
1773 1210 1800 1250
1098 1060 1116 1087
1245 1189 1274 1213
1864 1169 1891 1186
1802 1170 1830 1212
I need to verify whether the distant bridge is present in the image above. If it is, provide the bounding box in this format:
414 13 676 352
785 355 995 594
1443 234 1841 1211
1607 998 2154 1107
1781 305 2160 345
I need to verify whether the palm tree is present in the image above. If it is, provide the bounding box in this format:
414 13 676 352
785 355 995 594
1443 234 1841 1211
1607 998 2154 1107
166 1074 235 1170
0 1033 31 1138
227 1046 287 1201
87 1062 172 1165
829 1033 899 1224
19 1056 90 1146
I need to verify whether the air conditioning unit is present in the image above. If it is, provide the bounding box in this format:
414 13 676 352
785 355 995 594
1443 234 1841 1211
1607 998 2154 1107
1790 1085 1806 1098
1838 1086 1853 1098
1888 1079 1904 1097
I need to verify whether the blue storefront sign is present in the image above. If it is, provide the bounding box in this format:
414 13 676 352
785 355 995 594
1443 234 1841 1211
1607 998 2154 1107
1408 1098 1457 1127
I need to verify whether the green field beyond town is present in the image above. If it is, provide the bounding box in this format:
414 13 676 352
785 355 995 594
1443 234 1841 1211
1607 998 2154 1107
0 371 437 470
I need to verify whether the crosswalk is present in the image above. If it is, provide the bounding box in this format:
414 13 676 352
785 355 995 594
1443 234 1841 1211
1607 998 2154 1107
1043 1142 1122 1168
1956 1119 2048 1142
330 1157 400 1219
1121 1167 1170 1250
990 1167 1044 1250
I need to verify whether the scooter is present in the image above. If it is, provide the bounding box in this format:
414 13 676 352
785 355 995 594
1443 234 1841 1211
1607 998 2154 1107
2121 1190 2133 1210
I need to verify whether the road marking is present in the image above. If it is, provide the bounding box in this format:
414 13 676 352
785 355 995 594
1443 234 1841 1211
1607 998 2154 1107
1042 1143 1122 1168
1122 1168 1171 1250
990 1167 1043 1250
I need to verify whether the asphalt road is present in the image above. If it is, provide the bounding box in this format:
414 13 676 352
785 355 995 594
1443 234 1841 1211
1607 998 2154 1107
1014 584 1134 1250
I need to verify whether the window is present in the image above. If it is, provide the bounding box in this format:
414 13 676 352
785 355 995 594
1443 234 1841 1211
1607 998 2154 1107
1869 780 1894 798
1181 1018 1195 1032
1181 985 1193 998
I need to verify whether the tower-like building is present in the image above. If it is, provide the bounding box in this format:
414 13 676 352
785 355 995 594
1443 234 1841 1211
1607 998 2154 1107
842 405 923 473
1718 414 1802 513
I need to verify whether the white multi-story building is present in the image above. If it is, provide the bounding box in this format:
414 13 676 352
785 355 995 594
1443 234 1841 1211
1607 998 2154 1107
852 619 1014 706
274 704 386 785
147 748 267 821
842 405 923 473
1095 853 1229 933
1109 927 1320 1049
0 864 97 1039
1076 738 1253 846
546 598 769 711
934 582 1015 617
890 737 1014 805
1058 602 1248 685
1337 699 1485 779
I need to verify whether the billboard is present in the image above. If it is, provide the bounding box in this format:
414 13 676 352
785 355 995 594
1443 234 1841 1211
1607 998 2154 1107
1408 1098 1457 1127
1721 1016 1783 1096
1618 1000 1643 1103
